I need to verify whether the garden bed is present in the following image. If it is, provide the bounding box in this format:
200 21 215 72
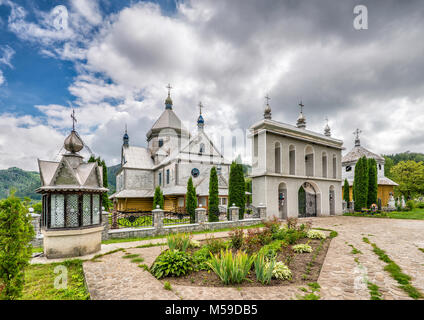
165 237 331 287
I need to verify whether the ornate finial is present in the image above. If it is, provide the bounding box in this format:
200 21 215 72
123 124 129 147
71 109 77 131
296 101 306 129
165 83 173 109
324 117 331 136
353 128 362 146
197 101 205 130
264 94 272 120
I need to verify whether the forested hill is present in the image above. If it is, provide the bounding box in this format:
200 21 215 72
0 164 121 201
383 152 424 164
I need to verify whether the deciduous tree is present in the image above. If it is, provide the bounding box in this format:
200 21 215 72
390 160 424 199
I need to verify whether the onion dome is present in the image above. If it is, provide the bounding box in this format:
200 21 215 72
197 102 205 130
123 126 129 147
296 101 306 129
324 118 331 136
264 104 272 120
165 94 173 109
64 130 84 153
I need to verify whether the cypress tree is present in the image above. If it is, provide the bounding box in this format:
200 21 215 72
367 158 378 207
153 186 164 210
208 167 219 222
245 179 252 205
229 162 246 219
353 156 369 211
186 177 197 223
343 178 350 203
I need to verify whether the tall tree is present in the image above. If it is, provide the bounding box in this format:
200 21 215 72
0 193 34 299
208 167 219 222
353 156 368 211
390 160 424 199
245 178 252 206
367 158 378 207
229 161 246 219
186 177 197 223
152 186 164 210
343 178 350 203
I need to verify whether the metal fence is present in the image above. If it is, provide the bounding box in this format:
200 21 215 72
163 208 191 226
111 210 153 229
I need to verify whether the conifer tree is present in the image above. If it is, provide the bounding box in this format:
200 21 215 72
367 158 378 207
186 177 197 223
0 193 34 299
153 186 164 210
353 156 369 211
343 178 350 203
229 162 246 219
208 167 219 222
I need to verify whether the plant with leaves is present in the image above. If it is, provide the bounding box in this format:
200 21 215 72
343 179 350 203
292 244 313 253
367 158 378 207
186 177 197 223
228 227 244 250
390 160 424 200
270 261 292 280
150 250 194 279
229 161 245 219
152 186 164 210
167 233 191 252
0 193 35 300
353 156 368 211
254 253 275 285
208 167 219 222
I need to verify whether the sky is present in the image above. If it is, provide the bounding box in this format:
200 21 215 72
0 0 424 171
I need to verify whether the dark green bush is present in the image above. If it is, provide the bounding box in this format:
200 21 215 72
228 227 244 250
151 250 194 279
405 200 415 211
192 246 212 271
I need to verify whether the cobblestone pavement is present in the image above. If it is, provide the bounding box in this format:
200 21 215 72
37 216 424 300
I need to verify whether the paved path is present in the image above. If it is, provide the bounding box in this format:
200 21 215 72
34 216 424 300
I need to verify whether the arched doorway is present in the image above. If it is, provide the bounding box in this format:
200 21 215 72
298 182 317 217
329 185 335 215
278 182 288 219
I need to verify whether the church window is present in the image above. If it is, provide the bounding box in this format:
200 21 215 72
159 139 163 147
159 172 162 186
166 169 170 184
289 145 295 175
305 146 314 176
346 166 352 172
322 152 327 178
191 168 200 178
332 155 337 178
200 143 205 153
378 164 382 170
219 197 227 206
275 142 281 173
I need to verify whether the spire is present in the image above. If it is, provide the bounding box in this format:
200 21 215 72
165 83 173 109
123 124 129 147
324 117 331 137
353 128 362 146
296 101 306 129
264 94 272 120
64 109 84 153
197 101 205 130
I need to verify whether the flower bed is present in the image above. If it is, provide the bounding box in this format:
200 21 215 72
149 218 333 287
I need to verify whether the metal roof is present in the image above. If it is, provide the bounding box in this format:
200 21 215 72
342 145 385 164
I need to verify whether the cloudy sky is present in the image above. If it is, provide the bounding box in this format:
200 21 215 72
0 0 423 171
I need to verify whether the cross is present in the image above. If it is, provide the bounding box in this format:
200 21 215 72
71 109 77 131
265 94 271 105
353 128 362 139
299 101 304 113
198 101 204 115
325 116 329 125
166 83 172 96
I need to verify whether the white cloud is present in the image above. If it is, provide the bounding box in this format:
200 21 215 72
0 70 4 85
0 45 15 68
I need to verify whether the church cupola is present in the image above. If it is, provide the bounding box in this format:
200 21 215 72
324 117 331 137
165 83 173 110
197 101 205 130
264 94 272 120
64 109 84 154
123 125 129 147
296 101 306 129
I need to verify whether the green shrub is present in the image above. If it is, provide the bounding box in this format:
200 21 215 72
163 281 172 290
405 200 415 211
286 229 304 244
307 230 326 240
292 244 313 253
192 246 212 271
416 202 424 209
151 250 194 279
271 261 292 280
229 227 244 250
167 233 191 252
264 216 281 235
0 194 35 300
205 236 229 254
254 253 275 285
258 240 285 259
207 249 254 285
190 239 201 248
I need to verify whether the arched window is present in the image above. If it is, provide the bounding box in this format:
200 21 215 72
322 152 327 178
305 145 314 176
289 145 296 175
199 143 205 153
275 142 281 173
332 154 337 179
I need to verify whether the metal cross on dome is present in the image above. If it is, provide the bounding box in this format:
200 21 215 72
166 83 172 96
299 101 305 113
353 128 362 139
265 94 271 105
71 109 77 131
198 101 204 115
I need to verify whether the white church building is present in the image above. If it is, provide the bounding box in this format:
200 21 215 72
250 101 344 218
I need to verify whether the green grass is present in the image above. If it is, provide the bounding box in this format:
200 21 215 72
419 248 424 254
344 208 424 220
348 244 362 255
130 257 145 263
367 281 383 300
102 223 265 245
122 254 140 259
32 247 44 254
21 260 89 300
362 238 423 300
164 281 172 290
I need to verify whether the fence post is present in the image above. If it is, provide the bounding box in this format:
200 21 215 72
101 211 110 240
195 205 208 224
153 206 164 229
229 204 239 222
257 203 267 219
30 212 41 236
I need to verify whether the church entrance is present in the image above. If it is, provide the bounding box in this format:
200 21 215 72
298 182 317 218
278 182 288 219
329 186 335 215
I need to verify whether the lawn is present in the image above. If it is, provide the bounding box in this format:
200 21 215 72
344 208 424 220
20 260 89 300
